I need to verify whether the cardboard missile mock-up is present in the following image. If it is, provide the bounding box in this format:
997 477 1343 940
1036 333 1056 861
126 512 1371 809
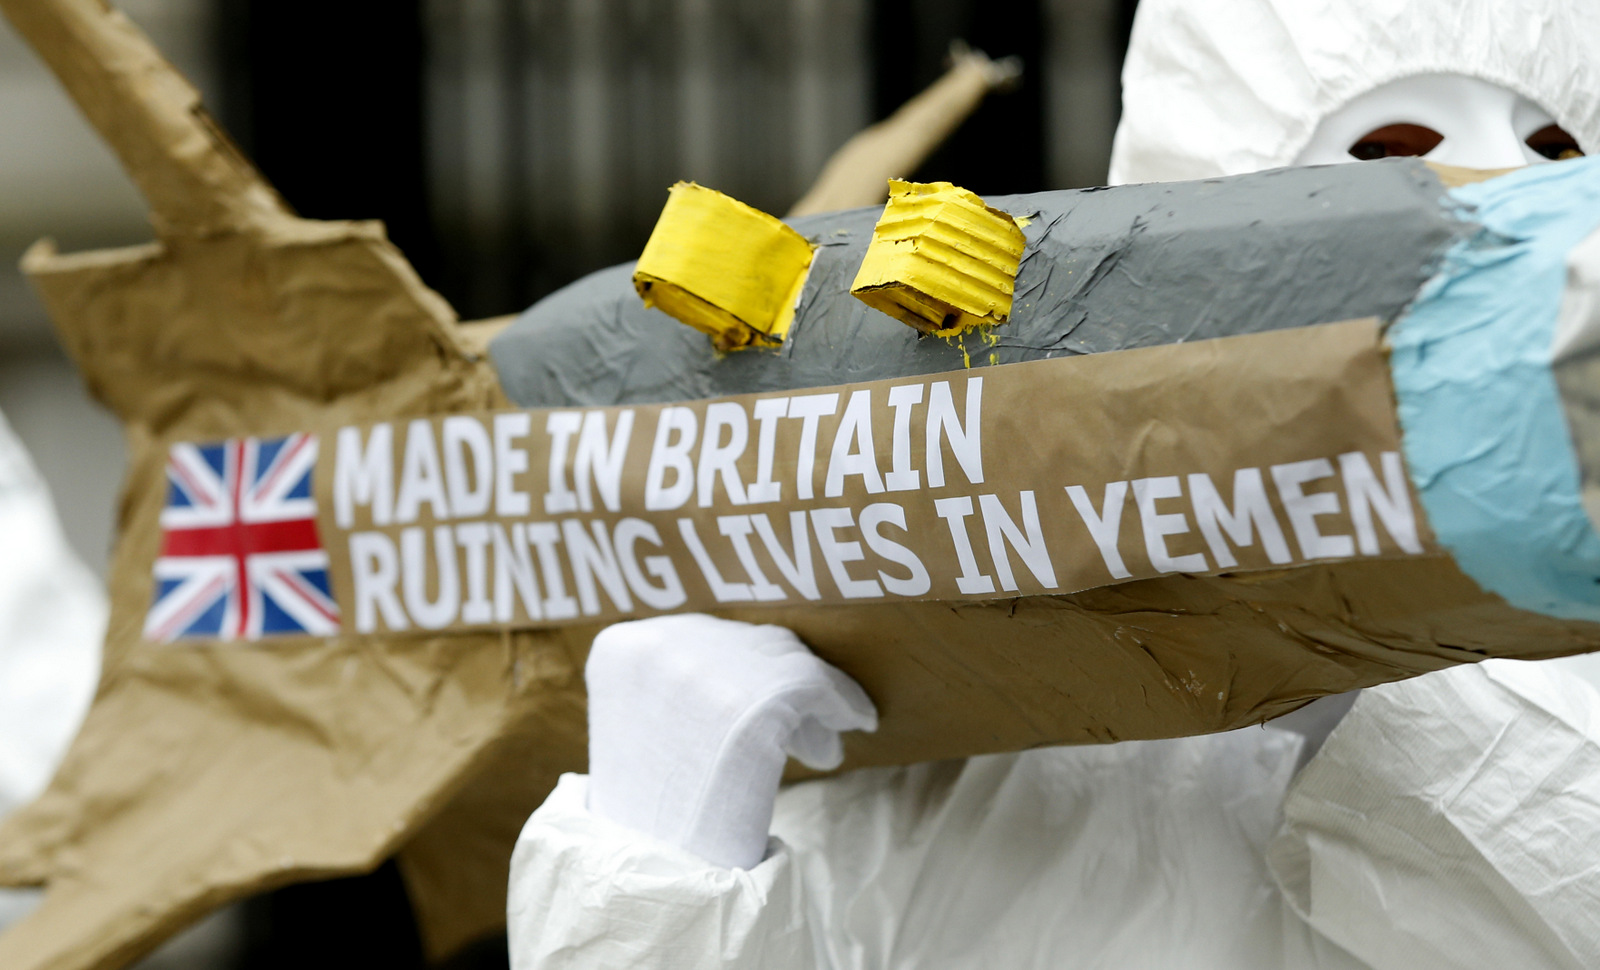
5 0 1600 967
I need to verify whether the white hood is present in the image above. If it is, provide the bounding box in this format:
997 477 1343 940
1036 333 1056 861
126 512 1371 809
1109 0 1600 185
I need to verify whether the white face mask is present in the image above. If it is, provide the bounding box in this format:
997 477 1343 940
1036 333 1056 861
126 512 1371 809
1295 74 1584 169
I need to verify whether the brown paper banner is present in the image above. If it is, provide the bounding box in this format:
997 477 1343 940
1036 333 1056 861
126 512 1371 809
251 320 1433 640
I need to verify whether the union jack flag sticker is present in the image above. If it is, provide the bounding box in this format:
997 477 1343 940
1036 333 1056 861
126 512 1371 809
145 432 341 643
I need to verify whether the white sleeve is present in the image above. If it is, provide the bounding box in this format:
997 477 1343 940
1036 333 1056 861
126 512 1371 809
1269 659 1600 970
507 774 819 970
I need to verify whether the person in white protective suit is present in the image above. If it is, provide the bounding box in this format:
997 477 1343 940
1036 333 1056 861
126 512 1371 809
0 410 105 932
508 1 1600 968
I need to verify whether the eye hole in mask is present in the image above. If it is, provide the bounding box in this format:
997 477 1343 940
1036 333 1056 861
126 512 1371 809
1525 124 1585 161
1347 124 1445 160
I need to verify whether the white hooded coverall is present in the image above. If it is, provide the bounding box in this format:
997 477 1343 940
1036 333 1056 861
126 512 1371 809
0 411 104 931
508 1 1600 966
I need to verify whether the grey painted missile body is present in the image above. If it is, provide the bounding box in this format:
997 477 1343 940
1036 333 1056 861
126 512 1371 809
491 155 1600 628
491 159 1466 408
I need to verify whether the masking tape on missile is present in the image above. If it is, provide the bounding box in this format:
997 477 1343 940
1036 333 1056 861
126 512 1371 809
850 179 1025 336
633 182 816 352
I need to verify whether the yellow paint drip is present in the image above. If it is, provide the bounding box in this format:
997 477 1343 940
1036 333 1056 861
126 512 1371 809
851 180 1025 336
634 182 816 351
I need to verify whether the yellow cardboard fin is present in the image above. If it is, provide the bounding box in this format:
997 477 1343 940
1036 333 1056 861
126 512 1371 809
850 180 1025 336
633 182 816 351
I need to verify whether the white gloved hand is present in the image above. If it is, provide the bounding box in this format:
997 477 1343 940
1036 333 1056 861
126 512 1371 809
584 613 878 869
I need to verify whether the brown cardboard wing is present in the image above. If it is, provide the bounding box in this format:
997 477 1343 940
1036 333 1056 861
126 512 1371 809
0 1 531 967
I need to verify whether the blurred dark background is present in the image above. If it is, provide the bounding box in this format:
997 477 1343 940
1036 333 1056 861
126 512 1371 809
212 0 1138 322
0 1 1137 967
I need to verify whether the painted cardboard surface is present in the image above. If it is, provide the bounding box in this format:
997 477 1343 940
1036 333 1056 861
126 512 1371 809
491 160 1469 411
